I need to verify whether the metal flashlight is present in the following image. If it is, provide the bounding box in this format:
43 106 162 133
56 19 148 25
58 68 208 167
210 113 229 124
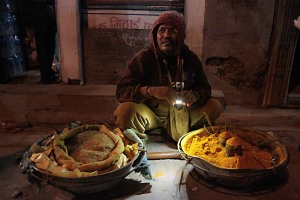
174 99 183 109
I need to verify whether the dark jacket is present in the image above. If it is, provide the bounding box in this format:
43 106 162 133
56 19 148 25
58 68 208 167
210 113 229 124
116 43 211 108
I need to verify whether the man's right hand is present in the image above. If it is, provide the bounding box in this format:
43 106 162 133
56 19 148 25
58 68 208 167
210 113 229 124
147 86 177 104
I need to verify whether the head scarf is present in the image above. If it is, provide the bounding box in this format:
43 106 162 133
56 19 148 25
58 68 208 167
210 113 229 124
151 10 186 48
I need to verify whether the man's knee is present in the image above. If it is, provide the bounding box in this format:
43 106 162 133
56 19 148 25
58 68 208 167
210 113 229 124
210 98 222 113
114 102 139 119
204 98 222 122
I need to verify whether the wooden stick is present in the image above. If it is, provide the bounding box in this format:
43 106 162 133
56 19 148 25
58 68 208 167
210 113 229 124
147 151 183 160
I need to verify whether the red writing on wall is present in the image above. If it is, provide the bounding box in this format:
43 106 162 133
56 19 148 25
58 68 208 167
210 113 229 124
92 16 154 29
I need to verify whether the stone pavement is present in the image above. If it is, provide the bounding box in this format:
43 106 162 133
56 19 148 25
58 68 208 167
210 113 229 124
0 114 300 199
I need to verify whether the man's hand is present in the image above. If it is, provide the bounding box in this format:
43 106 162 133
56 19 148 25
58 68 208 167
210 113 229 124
178 90 198 107
294 16 300 30
147 86 177 104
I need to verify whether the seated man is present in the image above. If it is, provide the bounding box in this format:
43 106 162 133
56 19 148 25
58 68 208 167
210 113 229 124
114 11 222 142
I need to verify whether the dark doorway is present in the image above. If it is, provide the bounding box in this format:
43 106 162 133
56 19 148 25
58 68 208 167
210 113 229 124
287 33 300 106
263 0 300 108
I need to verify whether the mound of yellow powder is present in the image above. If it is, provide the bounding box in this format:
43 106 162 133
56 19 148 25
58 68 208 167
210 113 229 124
184 133 273 169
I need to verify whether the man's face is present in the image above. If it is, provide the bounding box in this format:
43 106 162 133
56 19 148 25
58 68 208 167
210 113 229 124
156 24 178 55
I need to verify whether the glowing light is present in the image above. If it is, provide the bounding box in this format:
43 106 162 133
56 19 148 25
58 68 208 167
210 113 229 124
175 99 183 105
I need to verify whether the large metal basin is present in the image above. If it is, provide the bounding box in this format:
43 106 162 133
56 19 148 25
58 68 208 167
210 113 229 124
177 126 289 189
21 135 146 194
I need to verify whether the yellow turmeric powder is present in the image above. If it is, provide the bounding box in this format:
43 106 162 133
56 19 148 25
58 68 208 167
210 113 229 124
184 133 273 169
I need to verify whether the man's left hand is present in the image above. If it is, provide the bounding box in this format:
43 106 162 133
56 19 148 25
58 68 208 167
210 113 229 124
178 90 198 107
